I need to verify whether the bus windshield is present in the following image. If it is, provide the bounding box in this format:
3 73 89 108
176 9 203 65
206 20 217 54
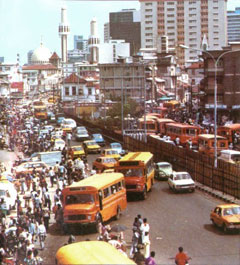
119 168 143 177
66 194 94 205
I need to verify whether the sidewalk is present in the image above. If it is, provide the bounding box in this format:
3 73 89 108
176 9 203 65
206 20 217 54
195 181 240 205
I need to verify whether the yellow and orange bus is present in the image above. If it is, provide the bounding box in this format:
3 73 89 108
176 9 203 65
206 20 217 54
138 117 158 135
198 134 228 156
217 124 240 143
61 172 127 231
55 241 136 265
151 107 168 118
115 152 154 200
163 100 180 111
165 122 201 146
33 105 48 120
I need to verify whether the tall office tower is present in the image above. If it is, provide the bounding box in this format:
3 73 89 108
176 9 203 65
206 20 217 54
140 0 227 64
104 23 110 43
27 50 34 65
108 9 141 55
227 7 240 42
59 6 70 63
74 35 88 52
88 18 100 64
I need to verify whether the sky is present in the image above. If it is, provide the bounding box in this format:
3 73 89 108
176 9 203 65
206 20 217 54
0 0 239 64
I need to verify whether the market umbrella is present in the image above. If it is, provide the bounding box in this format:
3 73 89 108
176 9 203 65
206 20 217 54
110 224 128 233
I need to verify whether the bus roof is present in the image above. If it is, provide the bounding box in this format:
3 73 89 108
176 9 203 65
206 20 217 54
119 152 153 164
198 134 226 140
219 124 240 130
66 172 124 190
166 122 199 129
220 150 240 155
55 241 136 265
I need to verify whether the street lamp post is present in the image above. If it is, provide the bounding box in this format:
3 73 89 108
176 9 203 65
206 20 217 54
180 45 240 168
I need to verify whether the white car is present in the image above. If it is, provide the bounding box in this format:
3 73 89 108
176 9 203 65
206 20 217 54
61 118 77 130
168 171 195 193
53 138 66 151
0 182 17 214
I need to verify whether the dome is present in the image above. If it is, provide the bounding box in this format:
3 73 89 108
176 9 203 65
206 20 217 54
31 43 52 64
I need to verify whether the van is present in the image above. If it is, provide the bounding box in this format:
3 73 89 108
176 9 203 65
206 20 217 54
30 151 62 167
219 150 240 164
0 182 17 214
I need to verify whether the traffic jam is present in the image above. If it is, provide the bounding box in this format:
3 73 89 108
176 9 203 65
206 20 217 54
0 96 239 265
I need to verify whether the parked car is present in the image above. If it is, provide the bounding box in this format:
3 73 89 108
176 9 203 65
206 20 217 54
109 142 126 156
155 162 173 180
83 140 101 154
210 204 240 233
168 171 195 193
92 157 116 172
14 161 48 177
75 128 90 142
92 133 105 146
101 149 121 160
53 138 66 151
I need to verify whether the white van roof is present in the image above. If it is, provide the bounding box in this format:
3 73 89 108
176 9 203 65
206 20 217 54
220 150 240 155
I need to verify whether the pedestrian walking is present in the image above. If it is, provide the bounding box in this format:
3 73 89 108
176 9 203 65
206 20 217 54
175 247 191 265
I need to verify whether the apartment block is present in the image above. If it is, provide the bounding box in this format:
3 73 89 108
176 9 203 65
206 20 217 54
140 0 227 64
227 7 240 42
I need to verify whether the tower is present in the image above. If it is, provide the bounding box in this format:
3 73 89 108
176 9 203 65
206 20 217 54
59 6 70 63
88 18 100 64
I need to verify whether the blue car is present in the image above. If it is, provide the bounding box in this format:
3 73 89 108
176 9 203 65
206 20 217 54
110 142 126 156
92 133 105 146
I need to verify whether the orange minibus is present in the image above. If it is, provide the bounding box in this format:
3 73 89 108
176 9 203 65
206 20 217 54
34 105 47 120
156 118 175 135
61 172 127 232
217 124 240 143
115 152 154 200
165 122 201 145
198 134 228 155
151 107 168 117
138 117 158 135
163 100 180 111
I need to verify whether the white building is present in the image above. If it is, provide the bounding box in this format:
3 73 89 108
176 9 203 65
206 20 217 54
99 40 130 63
140 0 227 64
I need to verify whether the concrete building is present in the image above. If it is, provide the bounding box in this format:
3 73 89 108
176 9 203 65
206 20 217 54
140 0 227 64
67 49 89 63
99 40 130 64
200 44 240 122
27 50 33 65
74 35 88 51
227 7 240 42
107 9 141 56
99 58 147 102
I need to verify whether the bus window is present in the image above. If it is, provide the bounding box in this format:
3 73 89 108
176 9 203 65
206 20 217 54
103 187 110 198
66 194 94 205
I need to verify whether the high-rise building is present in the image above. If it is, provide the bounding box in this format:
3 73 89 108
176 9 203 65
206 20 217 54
107 9 141 56
227 7 240 42
140 0 227 64
74 35 88 52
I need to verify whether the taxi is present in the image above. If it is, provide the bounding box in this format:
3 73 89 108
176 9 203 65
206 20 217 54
48 96 59 103
14 161 48 177
101 149 121 160
210 204 240 233
69 145 85 160
92 157 117 172
83 140 101 154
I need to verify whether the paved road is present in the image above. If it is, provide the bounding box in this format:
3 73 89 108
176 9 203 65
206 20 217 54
1 142 239 265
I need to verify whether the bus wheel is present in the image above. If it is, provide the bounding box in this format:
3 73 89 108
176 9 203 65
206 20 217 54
142 188 147 200
115 206 121 220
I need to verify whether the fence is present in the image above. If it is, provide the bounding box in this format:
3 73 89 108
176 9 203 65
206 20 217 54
124 135 240 199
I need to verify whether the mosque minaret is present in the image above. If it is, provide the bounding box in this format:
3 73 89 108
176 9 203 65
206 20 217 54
59 6 70 63
88 18 100 64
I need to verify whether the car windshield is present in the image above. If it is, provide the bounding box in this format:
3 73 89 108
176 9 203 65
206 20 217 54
66 194 94 205
94 134 103 140
174 173 191 180
158 164 171 169
64 120 74 125
56 140 64 144
111 143 121 149
232 154 240 162
73 147 83 151
119 168 143 177
223 206 240 216
107 150 118 155
0 190 6 196
103 158 116 163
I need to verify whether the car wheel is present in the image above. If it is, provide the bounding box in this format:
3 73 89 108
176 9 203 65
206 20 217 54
115 206 121 220
222 224 228 233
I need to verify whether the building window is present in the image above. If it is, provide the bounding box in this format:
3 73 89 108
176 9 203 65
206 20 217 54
72 86 76 95
65 87 69 96
78 88 83 95
88 88 92 95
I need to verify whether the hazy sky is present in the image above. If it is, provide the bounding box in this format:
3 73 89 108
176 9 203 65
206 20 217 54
0 0 239 64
